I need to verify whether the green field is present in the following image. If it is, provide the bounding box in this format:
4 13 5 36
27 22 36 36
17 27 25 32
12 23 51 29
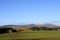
0 30 60 40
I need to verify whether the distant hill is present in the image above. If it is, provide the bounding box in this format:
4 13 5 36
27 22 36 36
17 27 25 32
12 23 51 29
0 23 59 28
40 23 57 27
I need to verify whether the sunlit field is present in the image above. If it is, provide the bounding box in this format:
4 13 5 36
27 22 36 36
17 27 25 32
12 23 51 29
0 30 60 40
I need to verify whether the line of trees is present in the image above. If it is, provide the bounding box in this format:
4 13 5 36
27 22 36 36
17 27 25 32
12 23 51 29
30 27 59 31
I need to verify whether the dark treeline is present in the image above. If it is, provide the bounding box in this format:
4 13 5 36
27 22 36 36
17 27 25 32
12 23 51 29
30 27 59 31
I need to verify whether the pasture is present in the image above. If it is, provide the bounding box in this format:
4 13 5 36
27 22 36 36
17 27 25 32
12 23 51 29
0 30 60 40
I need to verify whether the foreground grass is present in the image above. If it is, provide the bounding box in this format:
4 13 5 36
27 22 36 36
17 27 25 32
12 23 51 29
0 30 60 40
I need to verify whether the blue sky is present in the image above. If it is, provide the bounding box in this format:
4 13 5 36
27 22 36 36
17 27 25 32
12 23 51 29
0 0 60 25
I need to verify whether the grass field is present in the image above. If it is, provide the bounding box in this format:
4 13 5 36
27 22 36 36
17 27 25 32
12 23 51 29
0 30 60 40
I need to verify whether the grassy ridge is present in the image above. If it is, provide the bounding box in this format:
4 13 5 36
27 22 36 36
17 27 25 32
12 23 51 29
0 30 60 40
